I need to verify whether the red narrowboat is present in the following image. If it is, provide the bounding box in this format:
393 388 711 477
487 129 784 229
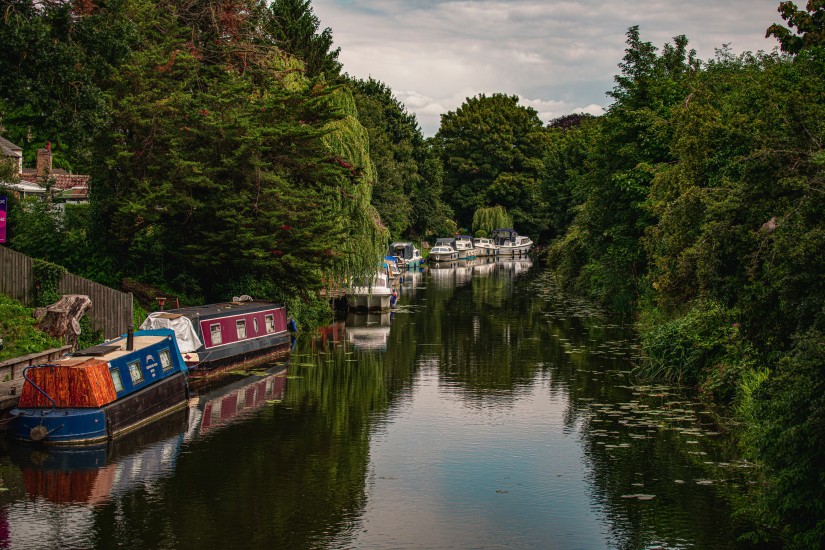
141 299 293 373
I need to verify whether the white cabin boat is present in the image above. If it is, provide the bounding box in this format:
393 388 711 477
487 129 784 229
389 242 424 268
474 237 499 257
348 270 396 310
429 245 459 262
454 236 478 259
491 228 533 256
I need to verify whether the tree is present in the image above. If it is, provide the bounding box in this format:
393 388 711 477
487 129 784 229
766 0 825 55
435 93 548 235
265 0 341 78
472 205 512 235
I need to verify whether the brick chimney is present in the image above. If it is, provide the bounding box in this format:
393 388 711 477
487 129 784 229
36 142 52 177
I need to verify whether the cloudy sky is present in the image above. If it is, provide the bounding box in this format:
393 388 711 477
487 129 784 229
311 0 784 136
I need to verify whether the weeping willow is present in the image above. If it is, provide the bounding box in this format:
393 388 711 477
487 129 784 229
320 87 388 286
473 205 513 235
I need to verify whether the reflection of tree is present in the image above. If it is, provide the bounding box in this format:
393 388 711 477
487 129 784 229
81 337 389 549
526 273 749 548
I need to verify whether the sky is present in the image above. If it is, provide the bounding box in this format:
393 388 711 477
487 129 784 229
310 0 785 136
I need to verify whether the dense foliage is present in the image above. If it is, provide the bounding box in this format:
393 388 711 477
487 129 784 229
435 93 550 235
542 9 825 545
2 0 825 544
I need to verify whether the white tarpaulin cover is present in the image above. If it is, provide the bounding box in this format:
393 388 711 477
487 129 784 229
139 312 203 353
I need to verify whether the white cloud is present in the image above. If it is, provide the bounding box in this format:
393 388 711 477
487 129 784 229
314 0 781 135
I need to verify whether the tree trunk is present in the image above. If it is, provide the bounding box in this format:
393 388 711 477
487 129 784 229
34 295 93 349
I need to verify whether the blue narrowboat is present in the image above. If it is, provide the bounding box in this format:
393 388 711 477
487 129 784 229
9 328 189 445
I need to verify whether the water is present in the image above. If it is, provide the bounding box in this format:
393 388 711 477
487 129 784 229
0 259 750 549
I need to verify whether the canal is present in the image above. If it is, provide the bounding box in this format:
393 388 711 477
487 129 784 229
0 259 750 549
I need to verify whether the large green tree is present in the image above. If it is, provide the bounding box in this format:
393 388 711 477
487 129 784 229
549 28 698 311
89 0 383 300
435 93 549 234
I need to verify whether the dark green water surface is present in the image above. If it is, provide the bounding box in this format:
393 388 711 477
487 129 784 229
0 260 752 549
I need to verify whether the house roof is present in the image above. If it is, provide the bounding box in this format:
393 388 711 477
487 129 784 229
0 136 23 159
21 168 90 190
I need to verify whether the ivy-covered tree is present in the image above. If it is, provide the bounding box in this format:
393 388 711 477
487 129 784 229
435 93 549 235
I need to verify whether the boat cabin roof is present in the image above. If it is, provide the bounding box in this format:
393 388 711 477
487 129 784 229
71 334 168 363
164 300 284 320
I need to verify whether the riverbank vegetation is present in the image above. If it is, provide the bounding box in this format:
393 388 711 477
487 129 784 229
1 0 823 544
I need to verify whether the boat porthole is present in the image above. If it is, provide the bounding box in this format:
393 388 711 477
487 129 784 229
254 318 259 333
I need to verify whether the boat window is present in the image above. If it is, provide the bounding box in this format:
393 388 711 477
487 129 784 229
110 368 124 392
211 323 222 345
159 349 173 371
253 318 259 333
236 319 247 339
265 314 275 333
128 360 144 384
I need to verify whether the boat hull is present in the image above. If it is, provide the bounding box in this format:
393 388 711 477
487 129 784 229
188 332 291 371
10 372 189 446
429 251 459 262
496 244 532 256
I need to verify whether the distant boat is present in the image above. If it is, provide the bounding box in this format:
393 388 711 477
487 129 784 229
9 328 190 445
141 298 293 373
474 237 499 257
454 235 478 259
491 228 532 256
428 244 459 262
348 269 396 311
389 242 424 268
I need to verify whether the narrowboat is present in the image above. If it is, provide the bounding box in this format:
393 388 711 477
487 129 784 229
140 299 293 372
9 328 189 446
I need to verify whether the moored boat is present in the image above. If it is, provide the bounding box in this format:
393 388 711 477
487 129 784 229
454 235 478 259
9 328 189 446
428 245 459 262
474 237 499 257
348 270 396 311
389 242 424 268
140 299 293 372
491 228 533 256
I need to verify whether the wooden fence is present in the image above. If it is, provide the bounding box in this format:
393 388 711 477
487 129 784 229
0 246 133 340
0 245 32 305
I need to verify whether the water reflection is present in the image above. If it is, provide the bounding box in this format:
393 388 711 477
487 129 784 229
345 311 392 351
0 257 746 549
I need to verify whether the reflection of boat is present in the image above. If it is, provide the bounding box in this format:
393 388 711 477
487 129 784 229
496 258 534 276
186 366 287 438
348 270 395 311
389 242 424 268
471 257 498 276
10 329 189 445
429 245 458 262
454 236 478 259
9 410 187 505
141 299 292 372
491 228 533 256
474 237 499 257
345 311 392 351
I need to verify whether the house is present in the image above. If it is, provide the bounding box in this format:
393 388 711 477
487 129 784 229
0 135 23 174
0 137 89 202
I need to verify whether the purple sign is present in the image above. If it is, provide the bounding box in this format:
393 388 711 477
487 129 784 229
0 195 6 244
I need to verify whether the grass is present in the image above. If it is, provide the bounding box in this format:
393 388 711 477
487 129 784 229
0 295 64 362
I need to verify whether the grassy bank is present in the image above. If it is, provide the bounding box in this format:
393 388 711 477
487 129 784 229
0 295 64 362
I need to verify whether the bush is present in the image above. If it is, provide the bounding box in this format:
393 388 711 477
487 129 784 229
0 295 64 362
636 301 740 386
